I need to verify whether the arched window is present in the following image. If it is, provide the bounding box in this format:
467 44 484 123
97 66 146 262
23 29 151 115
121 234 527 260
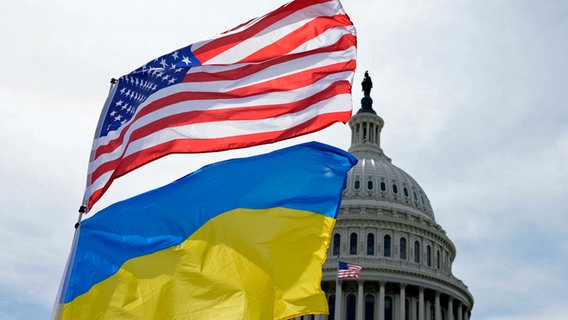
354 180 360 190
392 184 399 194
403 187 409 197
350 233 358 255
380 182 387 191
367 233 375 255
328 295 336 320
427 245 432 267
437 250 441 269
400 237 407 260
383 235 391 257
333 234 341 256
367 180 373 190
414 241 420 263
385 296 393 320
346 294 356 320
365 294 375 320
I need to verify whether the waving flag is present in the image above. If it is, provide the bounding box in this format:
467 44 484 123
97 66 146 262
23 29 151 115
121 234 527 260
338 261 362 279
56 142 357 319
82 0 357 211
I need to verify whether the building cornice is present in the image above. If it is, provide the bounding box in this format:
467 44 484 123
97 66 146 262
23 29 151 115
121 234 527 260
322 258 474 308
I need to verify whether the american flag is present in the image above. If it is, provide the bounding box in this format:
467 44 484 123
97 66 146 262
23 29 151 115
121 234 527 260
338 261 362 279
82 0 357 212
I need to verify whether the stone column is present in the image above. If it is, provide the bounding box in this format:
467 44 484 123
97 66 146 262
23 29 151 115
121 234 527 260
434 292 441 320
357 280 364 320
418 287 424 320
447 297 454 320
335 279 343 320
457 303 462 320
399 284 406 320
464 310 469 320
378 282 385 320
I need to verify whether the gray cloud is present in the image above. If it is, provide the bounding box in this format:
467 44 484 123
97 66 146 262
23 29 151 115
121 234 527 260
1 1 567 319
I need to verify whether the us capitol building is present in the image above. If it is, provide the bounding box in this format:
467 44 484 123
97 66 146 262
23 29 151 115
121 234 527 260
307 72 474 320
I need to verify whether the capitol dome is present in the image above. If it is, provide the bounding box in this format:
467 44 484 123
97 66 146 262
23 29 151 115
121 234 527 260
310 72 474 320
345 141 435 221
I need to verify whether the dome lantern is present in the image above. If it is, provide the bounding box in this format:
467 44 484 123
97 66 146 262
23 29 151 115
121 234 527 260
348 72 388 164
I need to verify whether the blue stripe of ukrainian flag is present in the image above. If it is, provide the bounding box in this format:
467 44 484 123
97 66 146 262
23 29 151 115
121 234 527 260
57 142 356 320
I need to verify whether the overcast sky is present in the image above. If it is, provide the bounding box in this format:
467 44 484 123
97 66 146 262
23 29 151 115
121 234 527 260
1 1 567 319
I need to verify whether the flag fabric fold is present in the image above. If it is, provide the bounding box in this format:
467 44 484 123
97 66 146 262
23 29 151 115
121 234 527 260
338 261 362 279
83 0 357 211
56 142 357 319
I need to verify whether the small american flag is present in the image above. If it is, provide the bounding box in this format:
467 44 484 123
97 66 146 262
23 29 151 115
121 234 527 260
82 0 357 211
338 261 362 279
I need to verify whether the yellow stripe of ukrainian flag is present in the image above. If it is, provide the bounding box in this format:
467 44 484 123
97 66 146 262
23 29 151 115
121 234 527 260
62 208 335 319
56 142 356 320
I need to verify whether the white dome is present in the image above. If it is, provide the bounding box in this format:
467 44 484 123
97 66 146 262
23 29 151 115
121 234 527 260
315 73 473 320
341 99 435 221
344 152 435 220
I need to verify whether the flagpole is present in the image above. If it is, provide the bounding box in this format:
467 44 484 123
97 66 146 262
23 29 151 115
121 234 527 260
55 75 117 318
51 207 84 319
55 77 118 318
335 277 342 319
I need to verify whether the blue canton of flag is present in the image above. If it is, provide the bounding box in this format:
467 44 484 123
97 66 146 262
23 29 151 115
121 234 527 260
98 46 201 137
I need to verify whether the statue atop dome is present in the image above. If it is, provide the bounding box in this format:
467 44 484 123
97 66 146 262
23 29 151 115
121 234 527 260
358 71 375 114
362 70 373 97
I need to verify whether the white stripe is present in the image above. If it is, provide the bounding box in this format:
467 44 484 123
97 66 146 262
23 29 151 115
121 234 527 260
89 86 352 174
289 25 356 55
91 48 356 151
88 25 355 159
88 68 354 174
146 71 354 120
85 171 113 199
205 1 345 64
122 93 352 158
87 92 351 192
183 47 356 92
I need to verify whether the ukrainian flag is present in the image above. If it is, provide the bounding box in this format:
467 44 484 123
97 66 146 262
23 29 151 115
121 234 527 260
55 142 356 319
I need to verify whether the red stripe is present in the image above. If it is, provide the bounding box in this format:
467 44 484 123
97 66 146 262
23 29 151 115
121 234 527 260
242 14 352 63
90 79 352 183
186 33 356 83
93 34 355 161
128 82 351 143
87 188 105 210
192 0 333 63
93 59 355 160
88 110 351 208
